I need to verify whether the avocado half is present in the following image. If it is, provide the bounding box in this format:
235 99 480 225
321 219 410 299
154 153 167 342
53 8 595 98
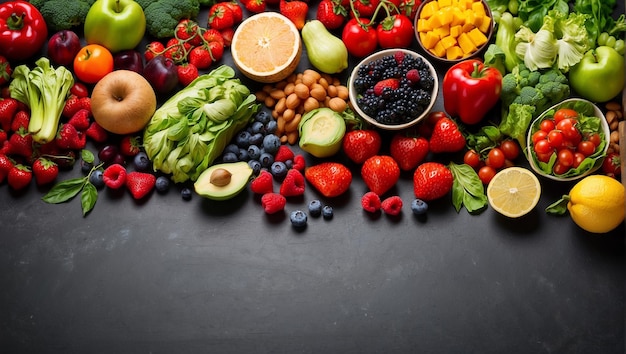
194 161 253 200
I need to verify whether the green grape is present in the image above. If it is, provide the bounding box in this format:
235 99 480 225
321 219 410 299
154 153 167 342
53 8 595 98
597 32 609 46
491 10 501 24
614 39 625 55
605 35 617 48
508 0 519 15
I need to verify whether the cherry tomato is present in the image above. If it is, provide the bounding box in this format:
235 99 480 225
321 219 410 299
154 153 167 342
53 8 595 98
73 44 114 84
536 151 553 163
572 152 586 168
577 140 596 157
342 18 378 58
376 14 414 48
587 132 602 147
532 130 548 144
602 152 621 177
556 118 581 143
499 140 520 161
557 148 574 167
553 108 578 123
486 147 506 169
463 149 482 169
547 130 563 149
539 119 555 132
534 139 553 154
478 165 496 185
70 82 89 98
553 161 570 175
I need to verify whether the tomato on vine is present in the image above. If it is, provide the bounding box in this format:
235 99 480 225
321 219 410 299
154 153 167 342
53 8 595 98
341 18 378 58
376 14 414 49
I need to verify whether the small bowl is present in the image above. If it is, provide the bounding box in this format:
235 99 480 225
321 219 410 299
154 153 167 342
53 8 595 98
414 0 494 64
348 48 439 130
526 98 610 182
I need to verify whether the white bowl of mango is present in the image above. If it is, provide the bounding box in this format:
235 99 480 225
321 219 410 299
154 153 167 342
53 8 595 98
414 0 494 64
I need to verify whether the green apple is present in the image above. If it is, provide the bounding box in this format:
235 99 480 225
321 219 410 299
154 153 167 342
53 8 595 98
84 0 146 53
569 46 625 103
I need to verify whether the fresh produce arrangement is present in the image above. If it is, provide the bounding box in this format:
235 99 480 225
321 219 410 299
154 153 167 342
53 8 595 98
0 0 624 234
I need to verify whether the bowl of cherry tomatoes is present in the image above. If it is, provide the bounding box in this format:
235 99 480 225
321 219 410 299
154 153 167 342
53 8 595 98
414 0 494 64
526 98 610 181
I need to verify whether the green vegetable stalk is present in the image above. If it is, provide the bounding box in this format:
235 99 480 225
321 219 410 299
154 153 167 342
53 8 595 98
143 65 259 183
9 57 75 144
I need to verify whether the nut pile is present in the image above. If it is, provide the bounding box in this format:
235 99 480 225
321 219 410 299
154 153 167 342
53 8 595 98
605 101 623 155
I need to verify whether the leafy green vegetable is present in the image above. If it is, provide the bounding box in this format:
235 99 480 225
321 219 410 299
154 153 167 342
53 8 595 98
483 44 507 76
30 0 96 31
449 162 488 214
517 0 568 32
498 103 536 151
9 57 74 144
143 65 260 183
574 0 626 41
494 11 522 73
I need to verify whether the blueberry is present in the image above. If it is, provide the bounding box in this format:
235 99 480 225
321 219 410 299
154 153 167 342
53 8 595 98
290 210 308 228
308 199 322 217
322 205 334 219
262 134 281 154
255 110 272 124
248 132 264 146
270 161 288 179
284 159 293 169
235 130 251 148
411 199 428 215
247 145 261 160
248 160 262 175
224 143 240 155
222 152 238 163
265 120 278 134
88 169 104 189
181 187 192 200
80 159 93 174
249 121 265 134
237 148 250 161
155 176 170 193
259 152 274 168
134 152 150 171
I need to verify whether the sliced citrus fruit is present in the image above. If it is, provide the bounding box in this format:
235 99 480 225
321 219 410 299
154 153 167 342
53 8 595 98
487 167 541 218
231 12 302 83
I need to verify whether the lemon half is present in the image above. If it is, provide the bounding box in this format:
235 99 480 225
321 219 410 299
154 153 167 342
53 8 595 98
487 167 541 218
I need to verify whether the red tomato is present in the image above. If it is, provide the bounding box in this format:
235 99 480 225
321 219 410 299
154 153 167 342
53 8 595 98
499 140 520 161
553 108 578 123
553 161 570 175
572 152 586 168
486 147 505 169
376 14 414 48
587 132 602 146
478 165 496 185
602 152 621 177
547 130 563 149
539 119 555 132
342 18 378 58
73 44 114 84
532 130 548 144
463 149 481 169
536 151 553 163
577 140 596 157
534 139 553 154
557 148 574 167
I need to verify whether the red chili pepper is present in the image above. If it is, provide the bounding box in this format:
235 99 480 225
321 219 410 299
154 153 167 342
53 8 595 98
0 1 48 62
442 59 503 125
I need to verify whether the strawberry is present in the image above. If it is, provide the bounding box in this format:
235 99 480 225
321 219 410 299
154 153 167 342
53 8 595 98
352 0 379 18
261 192 286 214
10 110 29 133
145 41 166 62
399 0 420 20
373 78 400 96
304 162 352 198
119 135 141 156
361 155 400 196
292 154 306 171
79 97 91 112
103 163 127 189
125 171 156 199
0 129 7 146
7 129 33 158
62 95 82 118
7 164 32 190
175 19 202 46
0 97 19 131
316 0 347 29
208 3 235 30
207 40 225 62
70 82 89 98
189 46 213 70
0 153 14 183
274 145 295 163
222 1 243 23
361 191 381 213
32 157 59 185
280 0 309 30
389 132 429 171
177 63 199 87
429 117 466 153
0 55 11 86
85 121 108 143
245 0 266 14
413 162 453 201
164 38 190 63
342 129 381 164
381 196 403 215
219 28 234 47
56 123 85 150
67 109 91 131
279 168 305 197
250 170 274 194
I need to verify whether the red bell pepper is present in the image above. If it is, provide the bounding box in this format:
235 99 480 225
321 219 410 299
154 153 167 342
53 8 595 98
442 59 502 125
0 1 48 62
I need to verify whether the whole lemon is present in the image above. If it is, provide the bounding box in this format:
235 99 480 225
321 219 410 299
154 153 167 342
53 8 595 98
567 175 625 233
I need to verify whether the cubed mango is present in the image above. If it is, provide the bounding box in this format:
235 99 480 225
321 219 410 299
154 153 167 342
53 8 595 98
457 32 477 54
439 35 457 49
446 46 464 60
468 27 488 47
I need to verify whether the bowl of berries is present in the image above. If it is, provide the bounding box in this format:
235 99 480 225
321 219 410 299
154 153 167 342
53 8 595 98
526 98 610 181
348 48 439 130
414 0 494 64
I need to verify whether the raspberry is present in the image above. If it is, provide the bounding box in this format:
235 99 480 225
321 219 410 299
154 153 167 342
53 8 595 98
261 193 286 214
381 196 403 216
85 121 108 143
250 170 273 194
279 169 305 197
102 163 127 189
274 145 295 163
406 69 420 83
361 191 381 213
292 154 305 171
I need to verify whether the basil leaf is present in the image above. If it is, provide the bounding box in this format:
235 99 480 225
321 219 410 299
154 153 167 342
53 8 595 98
452 179 464 213
545 195 570 215
81 149 95 164
464 192 488 214
449 162 488 214
81 183 98 217
42 178 87 204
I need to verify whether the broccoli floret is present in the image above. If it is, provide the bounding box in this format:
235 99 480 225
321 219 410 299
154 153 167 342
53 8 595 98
500 72 520 106
513 86 549 111
536 81 570 104
538 68 568 85
31 0 96 31
138 0 201 38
